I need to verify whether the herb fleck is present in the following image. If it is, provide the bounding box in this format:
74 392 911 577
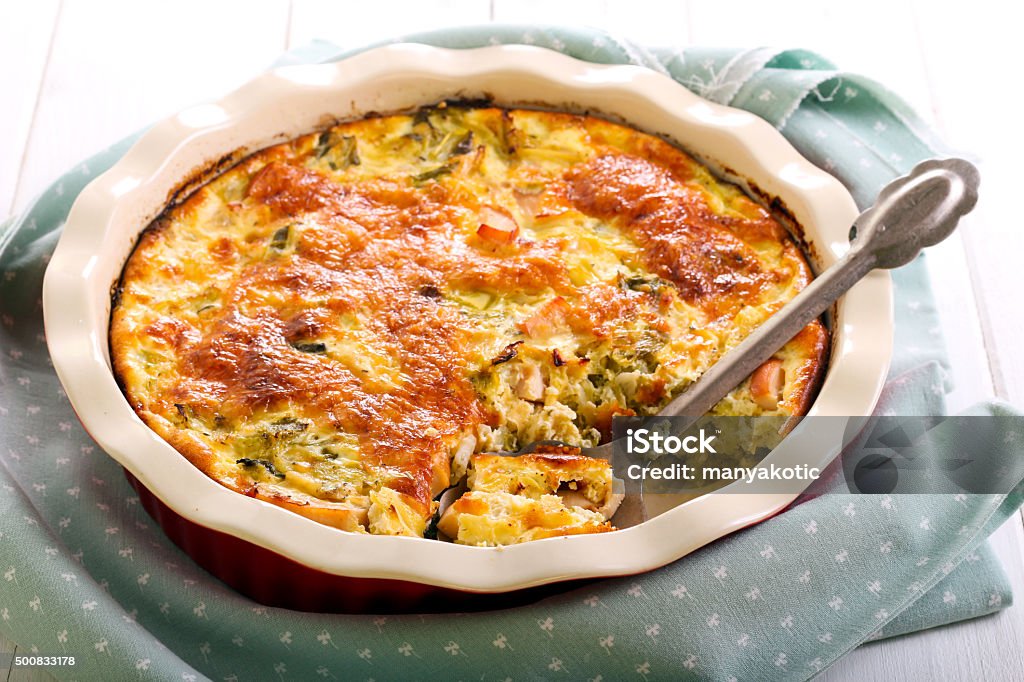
292 341 327 354
270 225 291 250
236 458 286 480
412 164 453 185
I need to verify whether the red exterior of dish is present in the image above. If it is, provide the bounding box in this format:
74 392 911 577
125 470 591 613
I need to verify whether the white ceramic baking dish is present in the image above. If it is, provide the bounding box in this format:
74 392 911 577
42 44 892 603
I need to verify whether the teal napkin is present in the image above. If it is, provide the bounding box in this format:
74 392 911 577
1 25 1022 682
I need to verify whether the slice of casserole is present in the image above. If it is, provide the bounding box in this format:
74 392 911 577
437 445 623 545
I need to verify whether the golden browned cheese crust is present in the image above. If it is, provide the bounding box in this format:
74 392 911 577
110 106 827 541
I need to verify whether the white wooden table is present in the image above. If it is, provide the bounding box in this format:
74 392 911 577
2 1 1021 680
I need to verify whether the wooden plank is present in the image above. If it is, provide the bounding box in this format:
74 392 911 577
5 655 56 682
10 0 291 214
1 638 58 682
923 226 997 411
508 0 691 46
602 0 693 46
0 644 60 682
1 631 13 681
7 659 56 682
687 1 992 410
492 0 609 25
293 0 687 63
688 0 933 118
0 0 59 217
910 1 1024 407
288 0 490 50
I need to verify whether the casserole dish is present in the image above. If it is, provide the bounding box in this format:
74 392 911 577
43 44 892 609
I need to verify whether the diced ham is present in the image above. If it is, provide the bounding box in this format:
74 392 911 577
750 357 785 410
520 297 570 338
476 206 519 243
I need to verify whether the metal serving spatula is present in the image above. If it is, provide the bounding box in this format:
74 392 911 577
514 157 980 525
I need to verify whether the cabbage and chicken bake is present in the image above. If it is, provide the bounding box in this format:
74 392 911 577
110 105 827 546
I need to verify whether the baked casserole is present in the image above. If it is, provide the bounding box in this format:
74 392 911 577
110 105 827 546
